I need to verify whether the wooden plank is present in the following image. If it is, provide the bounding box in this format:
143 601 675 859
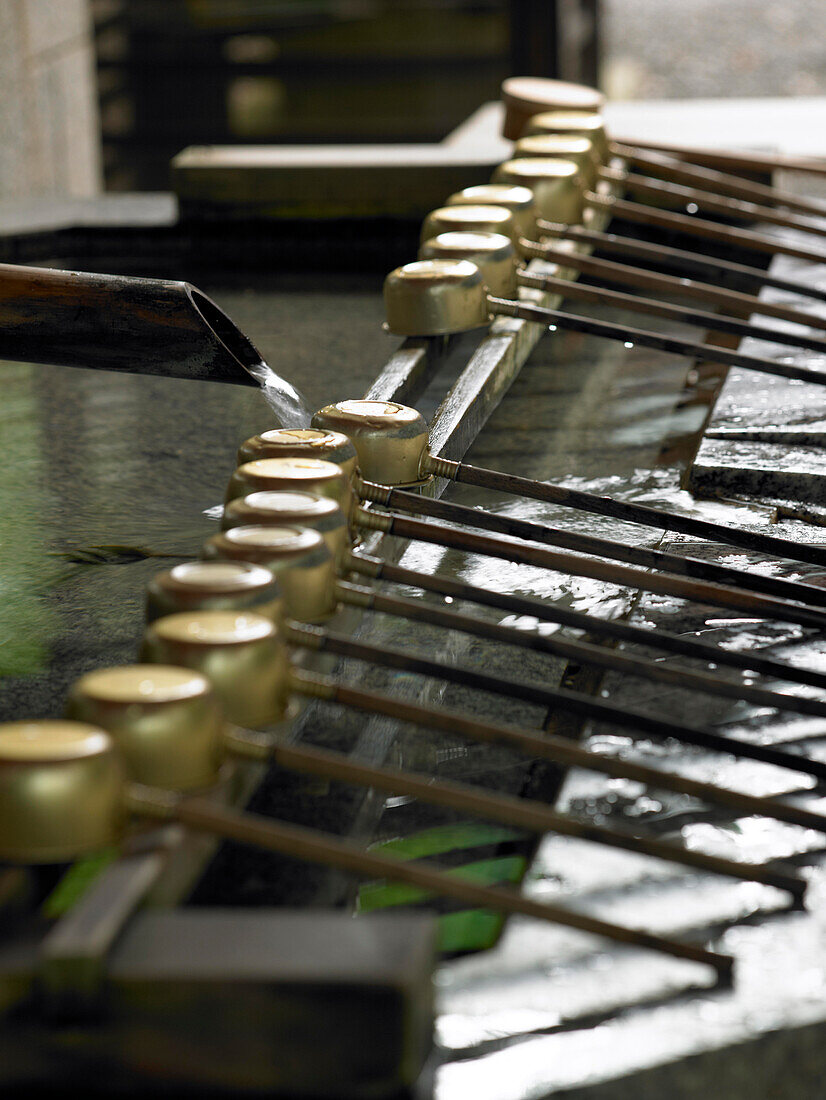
364 339 440 406
173 144 502 220
38 848 167 1007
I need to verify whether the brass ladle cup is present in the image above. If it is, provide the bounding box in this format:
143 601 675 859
58 653 740 977
214 419 826 706
61 652 807 919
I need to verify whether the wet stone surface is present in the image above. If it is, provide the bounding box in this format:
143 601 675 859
432 280 826 1095
5 249 826 1097
691 226 826 504
0 271 391 717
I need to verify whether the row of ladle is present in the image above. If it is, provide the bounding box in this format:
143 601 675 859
383 96 826 390
8 98 826 978
8 385 826 982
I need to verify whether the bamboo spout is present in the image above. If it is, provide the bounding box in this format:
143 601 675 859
0 262 263 386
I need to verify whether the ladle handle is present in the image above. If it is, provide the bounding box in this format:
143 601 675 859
293 672 826 837
610 170 826 239
516 268 826 355
487 295 826 389
532 220 826 311
346 553 826 692
353 505 826 632
611 138 826 178
609 143 826 216
0 261 261 385
230 710 805 902
155 790 734 978
586 191 826 265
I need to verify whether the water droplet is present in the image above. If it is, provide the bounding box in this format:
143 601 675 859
687 202 699 214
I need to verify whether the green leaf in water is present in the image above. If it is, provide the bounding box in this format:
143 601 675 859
369 822 525 862
361 825 529 950
41 850 119 919
357 855 527 912
436 908 505 953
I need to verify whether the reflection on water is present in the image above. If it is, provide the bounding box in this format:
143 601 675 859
0 363 62 678
431 298 826 1098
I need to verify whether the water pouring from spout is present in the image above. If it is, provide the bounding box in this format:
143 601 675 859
0 262 312 428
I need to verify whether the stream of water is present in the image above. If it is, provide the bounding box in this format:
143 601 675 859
247 361 313 429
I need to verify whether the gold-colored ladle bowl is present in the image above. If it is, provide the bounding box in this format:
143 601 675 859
201 525 337 623
522 110 610 161
146 560 284 624
444 184 537 238
236 427 357 479
142 610 290 730
381 258 490 338
221 490 350 569
312 398 430 487
419 231 518 298
491 157 584 223
382 258 497 340
0 721 125 862
66 665 225 791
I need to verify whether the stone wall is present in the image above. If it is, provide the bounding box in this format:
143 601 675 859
0 0 101 200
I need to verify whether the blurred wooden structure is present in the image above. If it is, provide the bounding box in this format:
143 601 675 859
92 0 599 190
0 0 101 201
